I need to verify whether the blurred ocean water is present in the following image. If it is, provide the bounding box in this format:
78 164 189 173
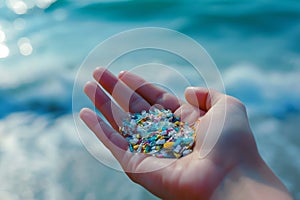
0 0 299 199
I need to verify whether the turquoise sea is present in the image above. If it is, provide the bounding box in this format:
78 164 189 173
0 0 299 199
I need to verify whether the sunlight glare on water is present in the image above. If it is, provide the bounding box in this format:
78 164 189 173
7 0 28 15
37 0 56 9
5 0 57 14
17 37 33 56
0 44 9 58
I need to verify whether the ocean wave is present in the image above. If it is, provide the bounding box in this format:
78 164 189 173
1 62 299 119
0 66 75 118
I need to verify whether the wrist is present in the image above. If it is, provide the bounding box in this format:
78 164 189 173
211 155 292 200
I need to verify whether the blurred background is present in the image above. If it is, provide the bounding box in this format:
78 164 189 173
0 0 299 199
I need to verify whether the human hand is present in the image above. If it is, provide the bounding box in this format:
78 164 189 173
80 68 292 200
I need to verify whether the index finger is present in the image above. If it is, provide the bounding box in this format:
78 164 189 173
93 67 151 113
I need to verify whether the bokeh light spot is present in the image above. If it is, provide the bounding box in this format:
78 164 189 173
9 0 28 15
0 44 10 58
18 37 33 56
36 0 56 9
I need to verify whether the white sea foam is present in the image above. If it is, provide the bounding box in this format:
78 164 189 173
0 113 156 200
223 64 300 117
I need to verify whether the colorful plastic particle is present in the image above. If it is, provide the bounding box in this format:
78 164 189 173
119 108 196 158
163 142 175 149
129 144 134 152
133 145 139 150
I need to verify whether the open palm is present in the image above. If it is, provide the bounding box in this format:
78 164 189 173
80 68 258 200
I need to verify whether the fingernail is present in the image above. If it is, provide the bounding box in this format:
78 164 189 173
93 68 105 80
186 86 196 90
119 70 127 78
80 108 90 119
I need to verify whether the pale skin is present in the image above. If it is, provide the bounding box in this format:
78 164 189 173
80 68 293 200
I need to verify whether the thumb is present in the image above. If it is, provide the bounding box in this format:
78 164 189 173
184 87 225 111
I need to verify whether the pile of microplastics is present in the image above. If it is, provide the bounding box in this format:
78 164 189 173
119 108 196 158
